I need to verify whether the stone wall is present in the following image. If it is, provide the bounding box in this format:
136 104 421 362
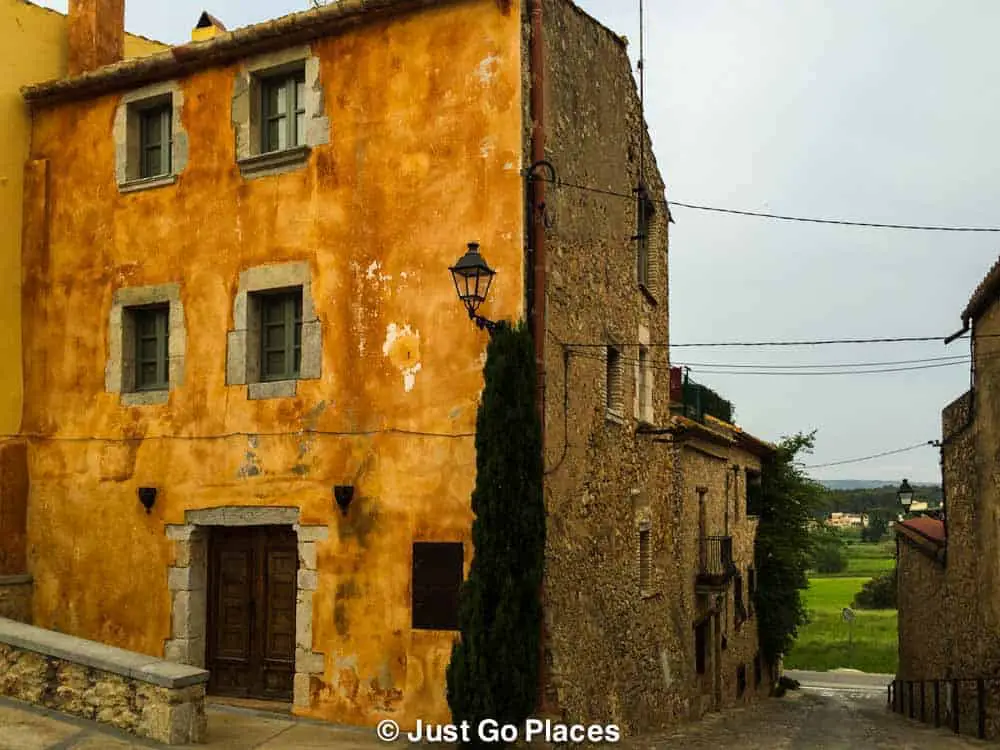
0 576 31 623
536 0 681 734
0 617 208 744
896 539 947 681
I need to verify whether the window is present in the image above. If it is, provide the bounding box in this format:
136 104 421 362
606 345 623 416
695 620 708 674
412 542 463 630
261 70 306 153
635 187 655 288
734 573 745 626
258 290 303 381
132 305 170 391
747 470 763 516
737 665 747 697
637 345 651 422
639 524 651 593
139 104 172 178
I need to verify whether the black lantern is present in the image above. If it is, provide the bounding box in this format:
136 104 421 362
334 485 354 515
449 242 497 333
897 479 914 510
138 487 157 514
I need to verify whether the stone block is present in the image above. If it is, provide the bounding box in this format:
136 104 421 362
298 542 317 570
297 569 318 591
167 566 204 592
295 649 324 675
293 672 312 708
295 609 313 652
295 524 329 542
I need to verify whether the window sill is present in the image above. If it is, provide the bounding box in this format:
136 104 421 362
249 380 298 400
606 409 625 425
122 390 169 406
238 145 311 179
119 174 177 194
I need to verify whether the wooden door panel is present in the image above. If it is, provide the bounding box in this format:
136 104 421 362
207 526 298 701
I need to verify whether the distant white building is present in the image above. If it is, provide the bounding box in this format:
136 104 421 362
828 512 864 528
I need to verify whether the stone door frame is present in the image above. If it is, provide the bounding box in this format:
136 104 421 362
164 507 327 708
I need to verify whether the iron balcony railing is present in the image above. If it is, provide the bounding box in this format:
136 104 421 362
888 677 1000 740
697 535 737 587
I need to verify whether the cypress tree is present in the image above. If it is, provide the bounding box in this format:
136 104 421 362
446 321 545 748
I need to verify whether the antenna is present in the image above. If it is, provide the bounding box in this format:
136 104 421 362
638 0 645 189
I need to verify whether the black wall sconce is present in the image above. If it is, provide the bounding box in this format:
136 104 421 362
138 487 157 514
334 485 355 516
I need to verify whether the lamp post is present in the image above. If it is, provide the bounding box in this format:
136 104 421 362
897 478 914 518
449 242 498 333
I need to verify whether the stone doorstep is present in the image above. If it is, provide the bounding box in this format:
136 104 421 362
0 617 208 689
0 575 32 586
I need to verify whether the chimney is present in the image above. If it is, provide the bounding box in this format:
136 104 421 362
191 11 227 42
67 0 125 76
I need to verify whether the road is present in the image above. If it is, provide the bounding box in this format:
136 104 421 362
624 671 985 749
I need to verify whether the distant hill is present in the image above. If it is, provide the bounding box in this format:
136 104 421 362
817 482 943 517
818 479 939 490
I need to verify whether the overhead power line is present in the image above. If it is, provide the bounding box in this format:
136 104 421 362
562 332 1000 348
672 354 969 369
802 441 938 469
536 177 1000 232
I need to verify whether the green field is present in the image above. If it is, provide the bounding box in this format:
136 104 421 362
785 540 898 673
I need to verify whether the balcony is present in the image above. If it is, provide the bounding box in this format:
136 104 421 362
697 535 737 589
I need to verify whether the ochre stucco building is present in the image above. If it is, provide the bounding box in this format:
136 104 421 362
895 254 1000 739
2 0 777 734
0 0 162 603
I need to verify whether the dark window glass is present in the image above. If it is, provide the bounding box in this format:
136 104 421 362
636 189 655 287
132 305 169 391
261 71 306 153
139 105 172 178
259 291 303 381
695 621 708 674
412 542 463 631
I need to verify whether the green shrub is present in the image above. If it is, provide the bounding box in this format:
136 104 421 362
853 569 897 610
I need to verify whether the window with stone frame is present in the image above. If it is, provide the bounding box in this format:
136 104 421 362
232 48 329 179
226 261 322 401
115 83 187 193
130 305 170 391
636 344 653 423
639 523 652 594
106 284 185 407
605 345 624 418
412 542 463 631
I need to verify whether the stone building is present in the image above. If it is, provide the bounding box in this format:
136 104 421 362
0 0 777 735
895 254 1000 738
0 0 163 619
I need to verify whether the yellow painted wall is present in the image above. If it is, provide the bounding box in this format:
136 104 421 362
23 0 522 728
0 0 164 437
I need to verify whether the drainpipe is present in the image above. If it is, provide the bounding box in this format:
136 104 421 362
529 0 550 715
530 0 547 440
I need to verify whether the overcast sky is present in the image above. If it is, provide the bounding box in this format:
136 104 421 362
35 0 1000 484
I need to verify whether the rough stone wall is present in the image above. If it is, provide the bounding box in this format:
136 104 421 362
896 540 947 681
0 643 206 744
0 576 32 623
22 0 523 729
536 0 679 734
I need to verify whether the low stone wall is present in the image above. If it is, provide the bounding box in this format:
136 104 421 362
0 575 31 623
0 617 208 744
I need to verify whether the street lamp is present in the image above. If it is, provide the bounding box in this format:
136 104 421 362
897 479 914 512
449 242 497 333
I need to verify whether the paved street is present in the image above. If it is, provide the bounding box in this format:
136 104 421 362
0 678 989 749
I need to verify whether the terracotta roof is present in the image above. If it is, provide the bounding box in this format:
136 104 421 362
669 414 775 456
22 0 466 106
898 516 946 543
962 254 1000 324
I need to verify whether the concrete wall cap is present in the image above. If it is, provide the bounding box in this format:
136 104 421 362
0 617 209 688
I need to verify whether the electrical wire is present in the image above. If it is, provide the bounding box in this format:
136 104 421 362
802 441 937 469
0 427 475 444
561 333 997 348
534 176 1000 232
672 354 969 369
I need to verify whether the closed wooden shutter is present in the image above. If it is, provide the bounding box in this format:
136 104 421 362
412 542 463 630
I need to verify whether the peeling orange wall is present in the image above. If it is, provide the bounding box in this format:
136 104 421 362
23 0 522 728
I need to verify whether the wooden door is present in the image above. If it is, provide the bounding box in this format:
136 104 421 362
207 526 298 701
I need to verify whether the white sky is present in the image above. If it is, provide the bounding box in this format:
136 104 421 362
33 0 1000 483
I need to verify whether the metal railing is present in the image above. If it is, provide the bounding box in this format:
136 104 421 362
697 536 736 586
888 677 999 740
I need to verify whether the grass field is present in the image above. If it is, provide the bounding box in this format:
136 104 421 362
785 539 898 673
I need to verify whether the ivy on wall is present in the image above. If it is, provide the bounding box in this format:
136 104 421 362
446 321 546 747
